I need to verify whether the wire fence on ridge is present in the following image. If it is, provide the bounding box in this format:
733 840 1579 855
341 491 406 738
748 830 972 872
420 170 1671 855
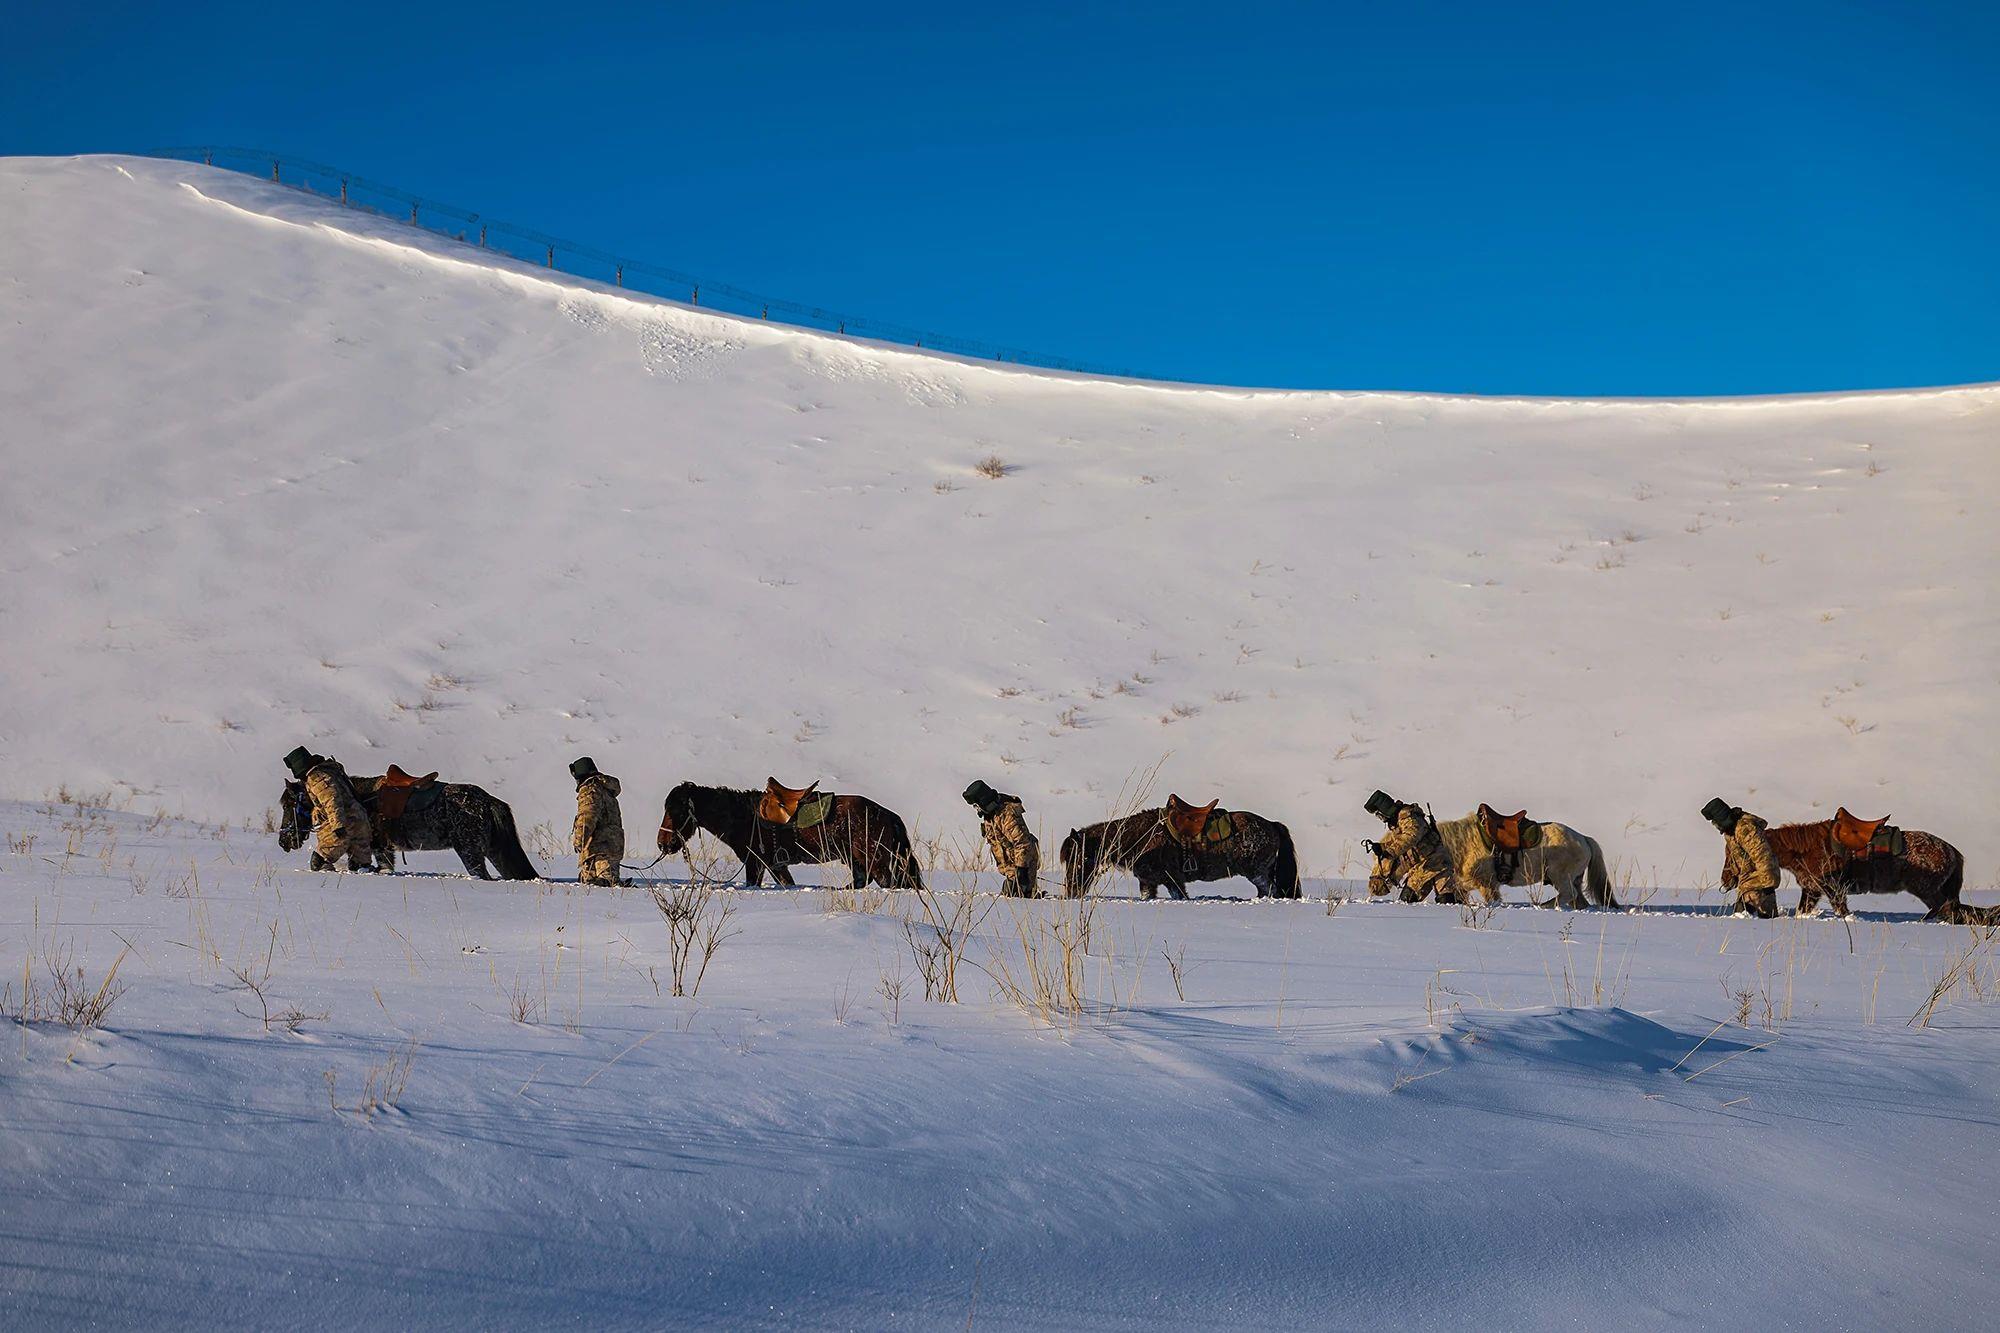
143 146 1139 380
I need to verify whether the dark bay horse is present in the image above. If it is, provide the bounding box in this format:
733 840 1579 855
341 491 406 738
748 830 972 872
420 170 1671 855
1729 813 1986 923
1060 799 1301 900
655 782 925 890
279 775 539 880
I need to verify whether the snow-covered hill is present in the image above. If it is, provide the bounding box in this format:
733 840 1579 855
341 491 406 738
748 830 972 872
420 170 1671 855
2 154 1995 880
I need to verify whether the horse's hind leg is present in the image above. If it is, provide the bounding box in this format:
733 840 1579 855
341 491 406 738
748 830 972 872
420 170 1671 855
454 842 495 880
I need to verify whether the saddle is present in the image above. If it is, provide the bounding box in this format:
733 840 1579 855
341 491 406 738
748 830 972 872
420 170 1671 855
1833 807 1905 859
375 764 440 823
1163 795 1234 848
758 778 832 829
1476 804 1543 852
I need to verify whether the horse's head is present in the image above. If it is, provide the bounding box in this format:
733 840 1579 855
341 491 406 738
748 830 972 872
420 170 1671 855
1059 827 1098 897
1362 837 1398 898
657 782 699 855
278 778 310 852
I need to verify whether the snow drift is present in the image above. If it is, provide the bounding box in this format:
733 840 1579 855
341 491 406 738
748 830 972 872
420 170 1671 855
2 154 1995 880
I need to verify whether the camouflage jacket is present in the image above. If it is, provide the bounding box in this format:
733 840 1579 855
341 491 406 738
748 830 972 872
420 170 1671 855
304 761 369 836
980 798 1039 873
573 773 626 860
1379 805 1450 876
1724 812 1780 893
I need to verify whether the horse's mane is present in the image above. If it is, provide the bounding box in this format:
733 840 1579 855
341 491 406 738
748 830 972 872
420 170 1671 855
1064 810 1165 868
1765 820 1833 853
672 781 761 801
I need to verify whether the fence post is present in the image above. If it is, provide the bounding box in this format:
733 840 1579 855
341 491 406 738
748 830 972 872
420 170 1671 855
546 245 554 268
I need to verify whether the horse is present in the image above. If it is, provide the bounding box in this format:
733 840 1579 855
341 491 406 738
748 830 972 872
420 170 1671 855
1735 811 1986 923
279 775 539 880
1368 808 1615 908
655 781 925 891
1059 798 1301 900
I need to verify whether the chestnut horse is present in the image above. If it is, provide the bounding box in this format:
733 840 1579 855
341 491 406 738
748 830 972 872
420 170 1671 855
655 781 925 891
1729 813 1988 923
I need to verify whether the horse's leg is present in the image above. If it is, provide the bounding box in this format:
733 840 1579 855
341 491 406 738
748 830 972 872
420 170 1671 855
1136 876 1157 901
1554 865 1585 911
453 840 494 880
1795 877 1823 917
1164 874 1190 901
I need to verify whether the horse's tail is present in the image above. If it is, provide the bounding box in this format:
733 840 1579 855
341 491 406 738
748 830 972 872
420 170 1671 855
1270 821 1302 899
1587 837 1616 909
887 808 927 892
485 796 540 880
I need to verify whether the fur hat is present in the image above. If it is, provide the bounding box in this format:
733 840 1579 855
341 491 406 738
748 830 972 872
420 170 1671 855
1700 797 1738 831
570 756 599 783
962 780 999 810
283 746 315 779
1363 789 1400 822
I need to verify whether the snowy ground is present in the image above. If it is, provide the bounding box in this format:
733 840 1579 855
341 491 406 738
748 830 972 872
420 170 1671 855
5 798 1998 1328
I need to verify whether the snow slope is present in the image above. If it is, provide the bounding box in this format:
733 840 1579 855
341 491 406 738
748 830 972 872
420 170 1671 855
3 155 1996 882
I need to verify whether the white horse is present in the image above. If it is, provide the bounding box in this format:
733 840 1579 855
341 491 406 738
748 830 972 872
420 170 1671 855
1369 807 1616 909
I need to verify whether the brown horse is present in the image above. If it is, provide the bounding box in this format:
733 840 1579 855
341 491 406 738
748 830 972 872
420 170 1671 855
1729 810 1987 923
655 781 925 891
1059 796 1301 900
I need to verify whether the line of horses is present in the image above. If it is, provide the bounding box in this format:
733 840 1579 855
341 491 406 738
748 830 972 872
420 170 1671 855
277 772 1985 922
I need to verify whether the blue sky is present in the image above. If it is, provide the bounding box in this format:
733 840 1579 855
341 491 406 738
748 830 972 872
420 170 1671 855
5 1 1995 393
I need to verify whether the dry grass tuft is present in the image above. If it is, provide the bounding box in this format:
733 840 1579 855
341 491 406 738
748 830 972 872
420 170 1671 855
649 883 740 997
4 941 132 1030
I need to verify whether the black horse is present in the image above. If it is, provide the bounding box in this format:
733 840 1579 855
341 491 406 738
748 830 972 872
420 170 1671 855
1060 797 1301 900
655 781 925 890
279 775 539 880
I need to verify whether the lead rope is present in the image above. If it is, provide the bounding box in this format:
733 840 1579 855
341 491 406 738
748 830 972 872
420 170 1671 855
620 815 677 873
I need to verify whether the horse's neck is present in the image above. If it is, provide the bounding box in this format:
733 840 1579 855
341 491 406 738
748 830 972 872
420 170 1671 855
1765 823 1830 872
693 786 754 829
1435 814 1478 854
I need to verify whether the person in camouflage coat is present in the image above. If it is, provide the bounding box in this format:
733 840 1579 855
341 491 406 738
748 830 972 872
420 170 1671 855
964 780 1040 897
571 757 626 887
1364 789 1461 903
283 745 376 872
1702 797 1779 918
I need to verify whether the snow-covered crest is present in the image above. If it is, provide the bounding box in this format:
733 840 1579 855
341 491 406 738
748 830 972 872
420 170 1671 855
1 153 1994 879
